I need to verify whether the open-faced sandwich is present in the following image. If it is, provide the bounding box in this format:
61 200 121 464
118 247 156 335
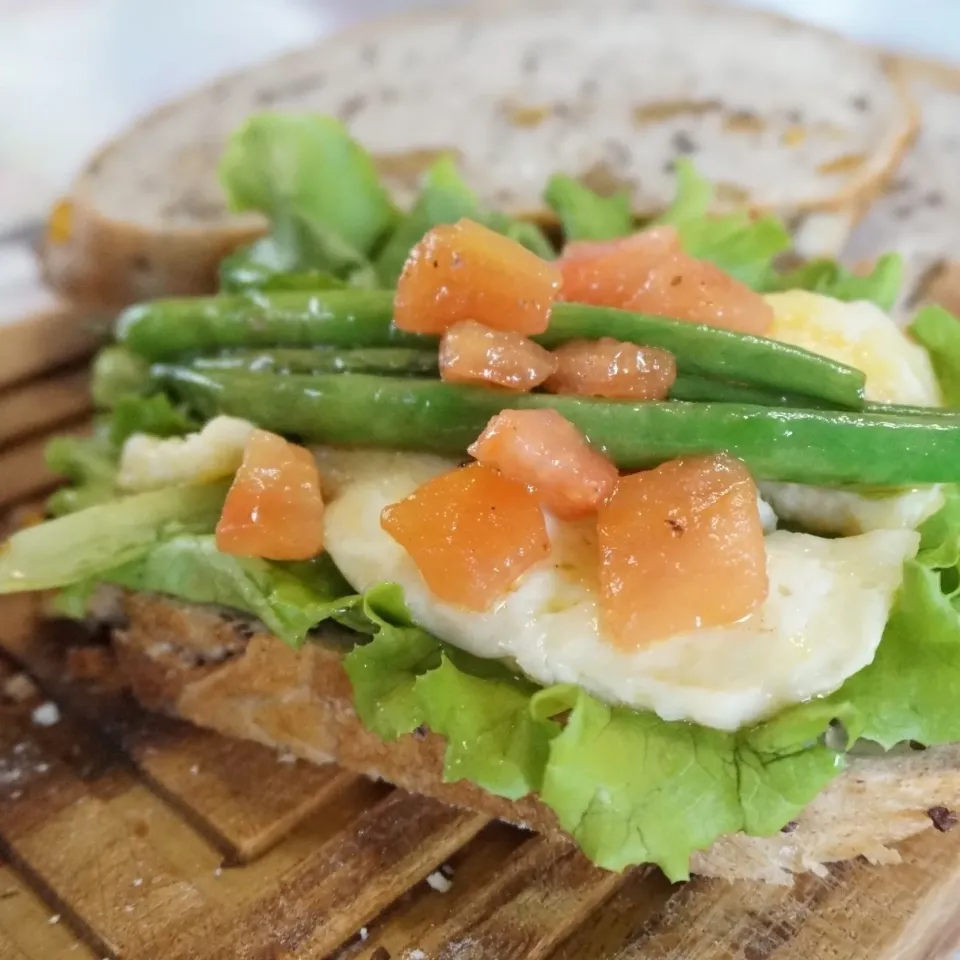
6 105 960 887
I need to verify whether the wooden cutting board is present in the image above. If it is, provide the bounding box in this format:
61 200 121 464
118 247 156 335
2 37 960 960
3 585 960 960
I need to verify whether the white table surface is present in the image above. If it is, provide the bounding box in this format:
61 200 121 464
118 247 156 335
0 0 958 232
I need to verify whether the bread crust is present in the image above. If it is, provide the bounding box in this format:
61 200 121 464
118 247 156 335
115 593 960 885
40 0 919 308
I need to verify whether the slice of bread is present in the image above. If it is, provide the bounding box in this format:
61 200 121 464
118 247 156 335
843 61 960 313
42 0 916 307
113 593 960 886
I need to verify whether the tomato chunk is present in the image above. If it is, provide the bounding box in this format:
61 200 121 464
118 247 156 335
381 462 550 611
598 453 768 648
545 337 677 400
440 320 558 391
394 218 562 336
559 226 773 335
469 409 618 520
216 429 324 561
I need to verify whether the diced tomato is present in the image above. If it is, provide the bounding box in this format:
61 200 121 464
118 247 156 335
469 409 618 520
381 462 550 611
216 429 324 561
597 453 768 648
440 320 558 391
394 218 563 336
558 225 773 335
545 337 677 400
560 228 678 308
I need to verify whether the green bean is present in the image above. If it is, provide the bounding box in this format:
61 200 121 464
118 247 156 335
668 376 826 408
156 367 960 487
119 290 866 409
541 304 865 409
190 347 438 377
117 290 420 360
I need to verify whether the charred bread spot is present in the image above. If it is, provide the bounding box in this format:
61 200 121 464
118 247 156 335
780 820 799 834
928 806 958 833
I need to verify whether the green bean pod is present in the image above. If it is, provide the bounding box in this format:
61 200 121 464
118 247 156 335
120 290 866 409
542 304 865 409
117 290 420 359
190 347 438 377
156 367 960 487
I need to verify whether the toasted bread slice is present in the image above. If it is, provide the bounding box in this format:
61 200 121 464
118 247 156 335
113 593 960 886
42 0 916 307
843 61 960 313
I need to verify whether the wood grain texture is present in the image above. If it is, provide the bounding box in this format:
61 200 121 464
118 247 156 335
0 367 92 448
3 589 960 959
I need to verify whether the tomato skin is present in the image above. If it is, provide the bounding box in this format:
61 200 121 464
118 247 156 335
598 453 768 649
469 409 618 520
559 226 773 336
216 429 325 561
394 218 563 336
380 462 550 611
544 337 677 400
440 320 558 391
560 228 678 309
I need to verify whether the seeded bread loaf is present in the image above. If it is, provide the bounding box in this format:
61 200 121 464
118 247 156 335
843 61 960 312
42 0 916 306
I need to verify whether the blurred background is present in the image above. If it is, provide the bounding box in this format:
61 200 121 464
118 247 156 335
1 0 959 237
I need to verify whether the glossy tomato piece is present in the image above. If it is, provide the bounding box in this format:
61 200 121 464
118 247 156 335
560 227 678 308
216 429 324 561
598 453 768 648
440 320 558 391
545 337 677 400
469 409 618 520
559 225 773 335
381 462 550 611
394 218 562 336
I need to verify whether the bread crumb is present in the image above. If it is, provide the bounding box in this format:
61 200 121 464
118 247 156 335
124 905 134 913
359 927 368 941
277 751 297 765
214 867 223 878
426 870 452 893
132 878 143 888
35 763 50 775
48 914 60 925
190 764 200 776
408 950 427 960
31 702 61 727
3 674 37 704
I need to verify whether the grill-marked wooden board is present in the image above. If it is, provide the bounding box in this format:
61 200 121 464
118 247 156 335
2 40 960 960
3 590 960 960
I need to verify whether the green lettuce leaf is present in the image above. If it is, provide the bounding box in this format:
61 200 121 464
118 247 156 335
91 347 151 409
109 394 198 446
531 686 845 880
543 174 633 242
343 587 850 878
0 484 228 592
763 253 903 312
102 534 354 646
417 655 559 800
218 114 397 288
910 305 960 407
374 155 482 285
826 487 960 747
343 583 441 738
656 159 791 288
220 113 397 257
493 217 556 260
44 429 119 516
219 235 349 294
